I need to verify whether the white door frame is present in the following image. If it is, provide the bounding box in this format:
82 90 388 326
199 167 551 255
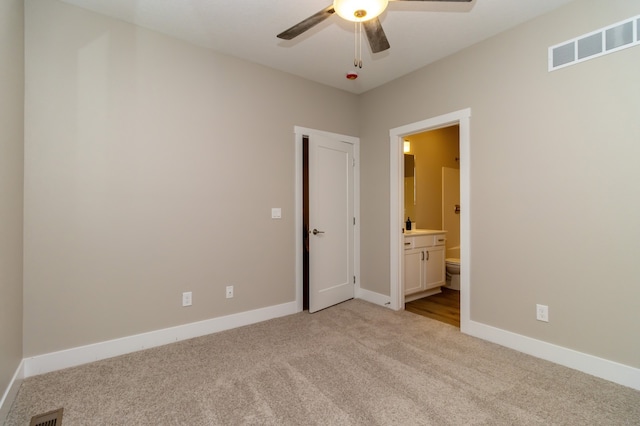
389 109 471 333
294 126 360 312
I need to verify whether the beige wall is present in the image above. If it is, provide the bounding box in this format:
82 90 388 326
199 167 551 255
406 126 459 230
16 0 640 377
23 0 359 356
0 0 24 404
359 0 640 367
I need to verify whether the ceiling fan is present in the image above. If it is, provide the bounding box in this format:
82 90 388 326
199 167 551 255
277 0 473 55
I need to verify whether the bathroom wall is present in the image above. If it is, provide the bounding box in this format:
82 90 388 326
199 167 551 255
0 0 25 415
405 126 459 230
358 0 640 368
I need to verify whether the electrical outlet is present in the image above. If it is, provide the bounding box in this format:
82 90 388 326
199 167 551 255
536 304 549 322
182 291 192 307
226 285 234 299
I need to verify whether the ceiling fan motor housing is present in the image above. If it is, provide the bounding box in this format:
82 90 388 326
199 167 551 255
333 0 389 22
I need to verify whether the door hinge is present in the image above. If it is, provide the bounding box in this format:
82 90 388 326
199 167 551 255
353 217 356 225
353 276 356 284
352 158 356 167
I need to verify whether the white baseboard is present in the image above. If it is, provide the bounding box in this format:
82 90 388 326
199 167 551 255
24 301 298 378
11 298 639 422
356 287 391 308
0 359 24 425
465 320 640 391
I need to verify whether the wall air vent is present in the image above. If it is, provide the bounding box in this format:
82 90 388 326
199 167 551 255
549 15 640 71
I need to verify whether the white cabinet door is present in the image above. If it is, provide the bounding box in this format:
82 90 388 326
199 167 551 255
425 246 446 290
404 248 425 295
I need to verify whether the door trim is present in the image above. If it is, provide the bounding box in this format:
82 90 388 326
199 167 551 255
294 126 360 312
388 109 471 333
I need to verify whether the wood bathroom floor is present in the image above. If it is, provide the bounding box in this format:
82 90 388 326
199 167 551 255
405 288 460 328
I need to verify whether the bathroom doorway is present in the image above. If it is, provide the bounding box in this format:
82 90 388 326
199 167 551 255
403 125 461 327
402 126 460 240
389 108 471 333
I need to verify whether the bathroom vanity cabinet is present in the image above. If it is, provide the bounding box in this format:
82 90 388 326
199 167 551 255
404 231 446 301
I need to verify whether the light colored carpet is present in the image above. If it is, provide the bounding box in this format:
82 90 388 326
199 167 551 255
6 299 640 425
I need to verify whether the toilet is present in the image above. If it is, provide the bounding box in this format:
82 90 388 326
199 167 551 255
445 258 460 290
445 246 461 290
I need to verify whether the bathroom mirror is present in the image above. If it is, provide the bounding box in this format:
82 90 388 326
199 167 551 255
404 154 416 221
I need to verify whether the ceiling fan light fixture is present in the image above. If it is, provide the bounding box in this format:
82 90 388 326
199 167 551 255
333 0 389 22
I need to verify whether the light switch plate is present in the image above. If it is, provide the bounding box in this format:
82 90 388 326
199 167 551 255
182 291 192 307
271 208 282 219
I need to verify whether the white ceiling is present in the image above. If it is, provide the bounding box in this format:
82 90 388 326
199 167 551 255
57 0 574 94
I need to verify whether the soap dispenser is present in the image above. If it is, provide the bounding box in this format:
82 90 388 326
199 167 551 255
406 217 412 231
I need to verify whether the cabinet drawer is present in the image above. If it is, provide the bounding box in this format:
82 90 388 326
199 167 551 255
404 236 430 249
404 233 447 249
434 234 447 246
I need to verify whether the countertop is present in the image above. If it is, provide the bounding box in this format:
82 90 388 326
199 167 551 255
404 229 447 236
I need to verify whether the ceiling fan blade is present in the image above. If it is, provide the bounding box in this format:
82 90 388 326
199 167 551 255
277 5 335 40
363 18 391 53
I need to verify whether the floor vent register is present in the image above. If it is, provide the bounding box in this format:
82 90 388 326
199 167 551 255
29 407 64 426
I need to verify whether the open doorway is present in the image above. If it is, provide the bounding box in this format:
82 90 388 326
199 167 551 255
294 126 360 314
389 109 471 333
402 126 461 327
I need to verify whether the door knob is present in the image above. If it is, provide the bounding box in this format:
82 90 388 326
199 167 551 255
312 229 325 235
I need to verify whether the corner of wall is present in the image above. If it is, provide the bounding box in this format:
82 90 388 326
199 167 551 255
0 361 25 425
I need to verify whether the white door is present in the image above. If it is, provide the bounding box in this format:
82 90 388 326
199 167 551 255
308 134 355 313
